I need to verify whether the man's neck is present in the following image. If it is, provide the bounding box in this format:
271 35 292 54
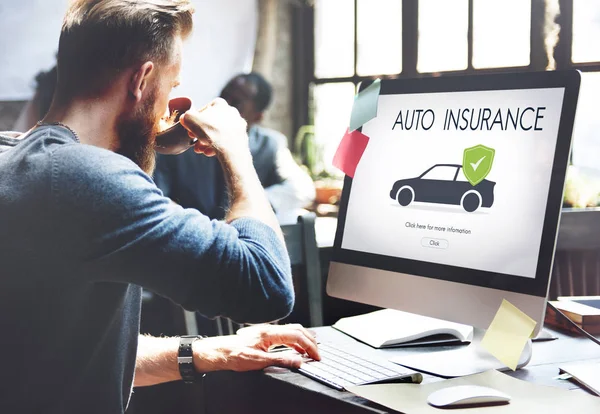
43 97 121 151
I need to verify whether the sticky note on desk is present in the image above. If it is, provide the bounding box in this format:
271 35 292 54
480 299 537 371
332 129 370 178
349 79 381 132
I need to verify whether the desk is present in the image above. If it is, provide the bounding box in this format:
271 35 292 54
202 326 600 414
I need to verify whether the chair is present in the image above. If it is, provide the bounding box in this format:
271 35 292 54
280 212 324 328
180 212 325 336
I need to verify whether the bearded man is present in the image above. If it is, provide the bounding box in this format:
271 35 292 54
0 1 318 413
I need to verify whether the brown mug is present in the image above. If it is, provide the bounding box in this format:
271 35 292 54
155 97 197 155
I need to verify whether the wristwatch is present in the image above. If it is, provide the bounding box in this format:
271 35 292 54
178 335 206 383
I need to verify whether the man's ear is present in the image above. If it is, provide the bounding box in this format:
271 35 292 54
254 112 265 124
129 61 154 102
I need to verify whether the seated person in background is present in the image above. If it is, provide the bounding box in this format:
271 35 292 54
154 72 315 223
0 1 318 413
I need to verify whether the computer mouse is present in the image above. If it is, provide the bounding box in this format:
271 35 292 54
427 385 511 408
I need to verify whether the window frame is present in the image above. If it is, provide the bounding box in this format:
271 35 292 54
309 0 543 86
293 0 600 159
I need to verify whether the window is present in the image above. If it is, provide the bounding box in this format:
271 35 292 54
571 72 600 171
456 167 469 182
314 0 354 78
472 0 531 69
312 0 403 176
304 0 600 180
311 83 356 172
421 166 458 181
566 1 600 172
357 0 403 76
572 0 600 63
418 0 468 73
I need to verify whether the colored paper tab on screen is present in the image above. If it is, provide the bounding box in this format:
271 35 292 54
332 129 370 178
349 79 381 132
480 299 537 371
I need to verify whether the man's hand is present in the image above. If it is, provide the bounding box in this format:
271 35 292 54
179 98 283 238
193 324 320 373
180 98 249 159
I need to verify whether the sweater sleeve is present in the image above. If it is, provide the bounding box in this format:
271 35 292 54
50 145 294 323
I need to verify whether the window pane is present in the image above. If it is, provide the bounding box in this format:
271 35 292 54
312 83 356 175
315 0 355 78
456 168 469 182
572 0 600 63
473 0 530 69
418 0 468 73
572 72 600 171
357 0 402 76
421 166 458 181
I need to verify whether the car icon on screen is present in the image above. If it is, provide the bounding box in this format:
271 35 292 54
389 164 495 212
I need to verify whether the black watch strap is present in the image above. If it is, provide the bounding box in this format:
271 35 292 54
178 335 205 384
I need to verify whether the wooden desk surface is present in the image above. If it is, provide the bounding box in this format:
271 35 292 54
202 326 600 414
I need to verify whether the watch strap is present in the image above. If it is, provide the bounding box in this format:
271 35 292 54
178 335 205 383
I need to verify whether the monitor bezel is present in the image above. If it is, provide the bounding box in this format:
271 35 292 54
332 70 581 298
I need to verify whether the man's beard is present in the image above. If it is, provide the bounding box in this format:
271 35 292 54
116 90 159 175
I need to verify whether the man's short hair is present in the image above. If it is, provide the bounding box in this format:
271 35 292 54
241 72 273 113
57 0 194 100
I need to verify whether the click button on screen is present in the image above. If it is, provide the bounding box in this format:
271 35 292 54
421 238 449 249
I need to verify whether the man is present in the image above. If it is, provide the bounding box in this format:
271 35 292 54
154 72 315 223
0 1 318 413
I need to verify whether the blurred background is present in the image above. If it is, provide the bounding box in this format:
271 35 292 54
2 0 600 210
0 0 257 128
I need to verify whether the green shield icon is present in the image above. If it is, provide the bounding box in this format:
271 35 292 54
462 145 495 186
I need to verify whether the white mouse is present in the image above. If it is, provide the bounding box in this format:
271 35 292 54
427 385 511 408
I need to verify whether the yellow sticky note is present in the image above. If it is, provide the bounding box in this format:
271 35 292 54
480 299 537 371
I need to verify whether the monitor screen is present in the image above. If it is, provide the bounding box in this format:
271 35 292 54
333 71 580 298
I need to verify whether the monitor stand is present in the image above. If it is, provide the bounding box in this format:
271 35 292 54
389 328 532 378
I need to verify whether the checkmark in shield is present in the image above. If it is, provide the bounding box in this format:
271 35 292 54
463 145 495 186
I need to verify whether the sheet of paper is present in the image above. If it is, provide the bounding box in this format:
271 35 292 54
347 370 600 414
561 362 600 396
480 299 537 370
349 79 381 132
332 129 370 178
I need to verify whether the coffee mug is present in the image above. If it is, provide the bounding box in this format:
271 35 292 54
155 97 197 155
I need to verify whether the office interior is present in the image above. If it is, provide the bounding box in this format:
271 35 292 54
1 0 600 413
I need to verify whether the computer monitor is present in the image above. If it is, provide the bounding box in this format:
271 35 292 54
327 70 580 375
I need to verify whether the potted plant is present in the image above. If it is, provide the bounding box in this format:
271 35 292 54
294 125 343 206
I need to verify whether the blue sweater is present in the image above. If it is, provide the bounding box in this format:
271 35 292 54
0 126 293 413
